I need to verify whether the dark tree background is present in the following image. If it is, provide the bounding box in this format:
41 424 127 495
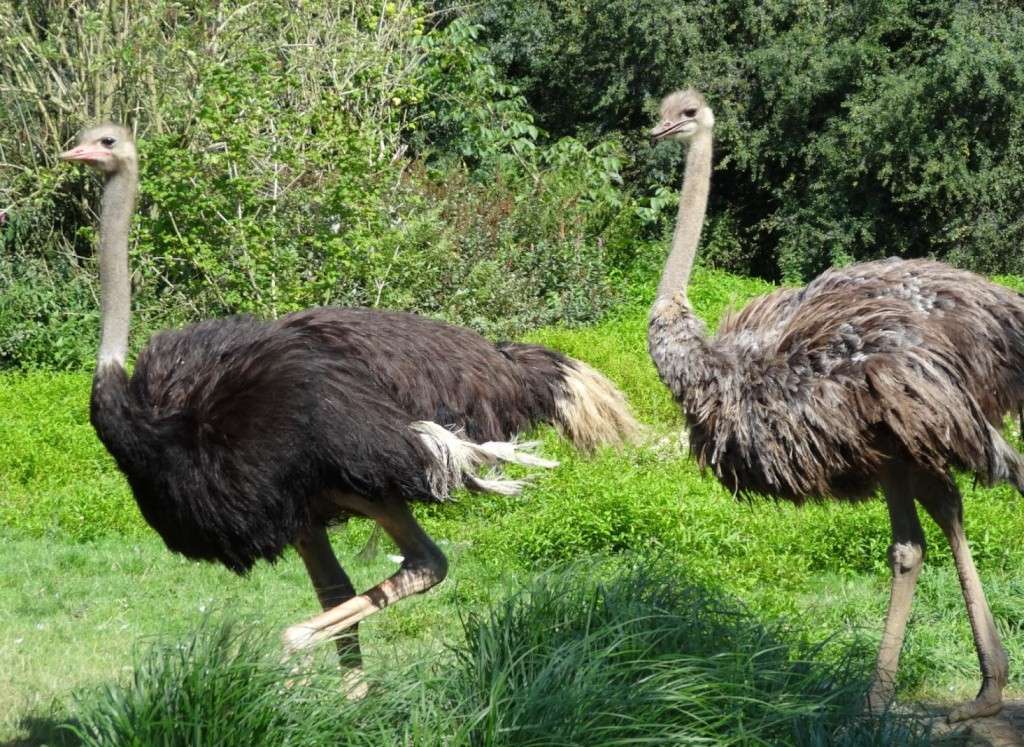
457 0 1024 281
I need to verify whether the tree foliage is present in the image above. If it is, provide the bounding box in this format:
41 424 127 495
0 1 632 368
3 0 1024 368
463 0 1024 281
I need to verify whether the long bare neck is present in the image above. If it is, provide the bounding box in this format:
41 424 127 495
655 129 712 302
96 164 137 368
648 128 726 409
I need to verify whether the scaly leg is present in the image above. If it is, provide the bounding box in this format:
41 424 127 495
919 482 1008 722
283 498 447 654
294 526 360 666
867 467 927 713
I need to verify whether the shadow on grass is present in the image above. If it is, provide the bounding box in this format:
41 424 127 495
1 715 79 747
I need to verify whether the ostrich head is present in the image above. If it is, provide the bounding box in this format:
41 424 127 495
60 123 135 174
650 89 714 142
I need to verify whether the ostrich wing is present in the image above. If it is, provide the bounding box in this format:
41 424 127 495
118 315 443 572
693 264 1024 502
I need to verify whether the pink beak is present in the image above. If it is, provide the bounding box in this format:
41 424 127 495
60 145 108 163
650 119 687 142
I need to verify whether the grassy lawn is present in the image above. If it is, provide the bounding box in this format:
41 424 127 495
2 268 1024 743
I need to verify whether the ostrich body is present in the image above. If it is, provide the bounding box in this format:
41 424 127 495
62 125 637 666
648 90 1024 721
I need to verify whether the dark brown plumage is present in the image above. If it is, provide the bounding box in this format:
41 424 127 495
99 306 635 573
651 260 1024 503
648 89 1024 722
62 124 637 678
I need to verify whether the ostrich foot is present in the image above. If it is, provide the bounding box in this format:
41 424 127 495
864 685 893 716
947 682 1003 723
283 622 320 655
281 646 316 690
284 555 446 653
342 667 369 701
280 633 367 699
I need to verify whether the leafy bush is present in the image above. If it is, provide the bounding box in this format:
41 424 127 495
0 2 636 368
461 0 1024 281
0 260 99 370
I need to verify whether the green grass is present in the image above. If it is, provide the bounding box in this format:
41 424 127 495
53 564 931 746
2 266 1024 742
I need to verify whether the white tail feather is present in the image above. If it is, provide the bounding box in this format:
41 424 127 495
476 440 559 468
410 421 558 498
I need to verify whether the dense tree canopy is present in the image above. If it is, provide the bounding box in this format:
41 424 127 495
2 0 1022 368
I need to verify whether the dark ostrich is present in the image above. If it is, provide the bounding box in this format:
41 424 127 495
60 124 637 675
647 89 1024 722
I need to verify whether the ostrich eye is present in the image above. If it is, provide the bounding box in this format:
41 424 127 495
99 137 116 147
683 108 698 118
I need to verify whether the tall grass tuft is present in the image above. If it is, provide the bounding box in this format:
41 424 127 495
445 559 929 746
62 563 930 746
63 620 350 747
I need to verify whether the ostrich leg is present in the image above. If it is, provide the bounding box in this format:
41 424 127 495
294 526 360 666
867 468 926 713
919 483 1008 722
283 496 447 654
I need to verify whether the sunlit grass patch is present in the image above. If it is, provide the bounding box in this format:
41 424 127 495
61 563 929 746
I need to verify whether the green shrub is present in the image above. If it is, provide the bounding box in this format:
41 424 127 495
0 4 637 368
0 259 98 370
323 134 633 338
462 0 1024 281
1 0 426 367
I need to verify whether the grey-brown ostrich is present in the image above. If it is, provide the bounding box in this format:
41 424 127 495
648 89 1024 721
60 124 637 679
